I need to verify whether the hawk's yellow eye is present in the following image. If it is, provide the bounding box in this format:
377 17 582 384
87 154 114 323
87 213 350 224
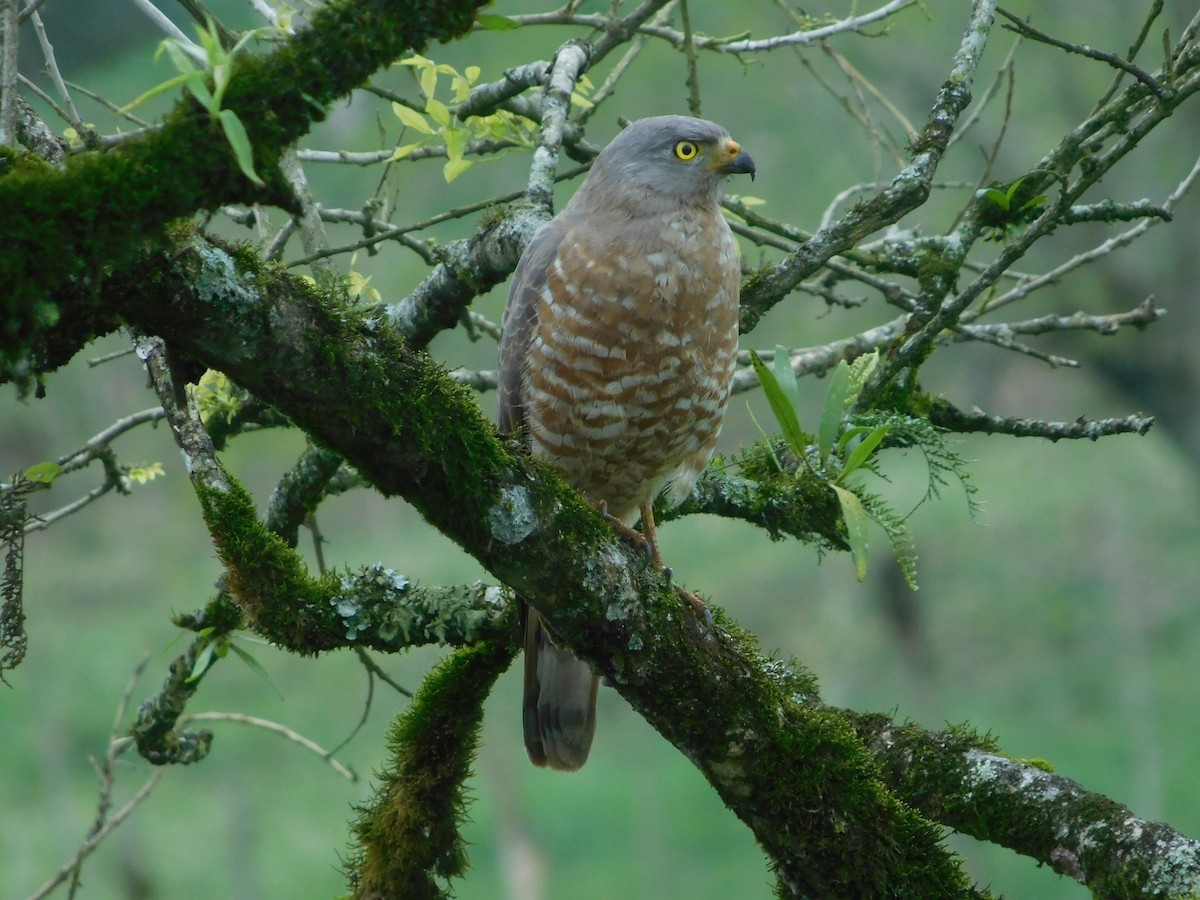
673 141 699 161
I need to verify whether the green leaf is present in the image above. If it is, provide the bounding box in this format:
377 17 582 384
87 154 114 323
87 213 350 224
749 349 806 457
981 187 1009 210
419 64 437 99
425 97 451 128
443 157 474 182
477 13 520 30
450 73 472 103
772 344 799 404
833 484 871 582
188 642 216 682
183 71 216 115
193 16 222 60
158 39 199 76
127 462 166 485
837 425 891 483
390 141 425 161
23 460 62 485
819 360 854 462
836 425 873 453
218 109 264 186
393 102 433 135
443 126 469 161
745 402 785 473
119 73 190 114
228 642 283 699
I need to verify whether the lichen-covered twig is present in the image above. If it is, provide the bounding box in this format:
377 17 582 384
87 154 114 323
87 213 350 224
929 398 1155 440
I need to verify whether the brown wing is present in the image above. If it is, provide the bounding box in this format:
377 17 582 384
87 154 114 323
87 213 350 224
497 218 568 436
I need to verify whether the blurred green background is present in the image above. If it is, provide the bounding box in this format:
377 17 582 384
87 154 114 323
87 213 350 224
4 2 1200 897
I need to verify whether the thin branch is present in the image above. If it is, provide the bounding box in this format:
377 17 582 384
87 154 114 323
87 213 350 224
929 399 1155 440
739 0 998 333
30 655 165 900
524 40 589 211
731 317 909 393
678 0 701 116
353 648 412 698
0 0 18 147
181 712 358 780
865 44 1200 403
576 0 675 124
11 93 67 163
998 7 1167 100
278 148 333 277
28 769 166 900
509 0 917 54
3 406 167 532
28 10 83 132
126 0 204 53
1094 0 1163 109
16 0 50 23
964 297 1163 338
966 152 1200 319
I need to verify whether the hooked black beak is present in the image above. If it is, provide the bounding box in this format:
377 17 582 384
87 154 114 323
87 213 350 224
714 138 756 181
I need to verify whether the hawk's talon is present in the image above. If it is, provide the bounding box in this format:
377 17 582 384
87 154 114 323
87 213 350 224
675 585 712 632
663 566 674 587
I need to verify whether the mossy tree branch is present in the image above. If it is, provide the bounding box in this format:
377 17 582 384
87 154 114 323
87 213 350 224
347 639 517 899
852 715 1200 896
113 235 1200 894
0 0 490 380
109 224 979 896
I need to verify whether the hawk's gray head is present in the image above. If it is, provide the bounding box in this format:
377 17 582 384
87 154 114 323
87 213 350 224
567 115 755 213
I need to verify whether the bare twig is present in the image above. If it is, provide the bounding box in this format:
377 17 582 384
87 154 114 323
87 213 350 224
30 655 165 900
679 0 701 116
1094 0 1163 109
28 768 166 900
739 0 998 333
65 79 153 129
0 0 18 147
181 712 358 781
28 10 83 132
509 0 917 54
127 0 202 52
16 0 50 23
285 166 592 270
4 406 168 533
998 7 1167 100
930 400 1155 440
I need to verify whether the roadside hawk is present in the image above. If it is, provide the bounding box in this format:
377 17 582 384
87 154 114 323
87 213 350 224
498 115 755 770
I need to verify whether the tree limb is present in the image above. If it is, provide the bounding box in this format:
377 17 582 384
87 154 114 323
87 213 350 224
105 229 980 897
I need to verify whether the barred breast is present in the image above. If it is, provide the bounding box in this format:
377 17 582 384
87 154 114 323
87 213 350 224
521 204 740 523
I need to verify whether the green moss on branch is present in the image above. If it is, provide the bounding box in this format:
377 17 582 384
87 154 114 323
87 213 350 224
1 0 490 383
346 639 516 899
